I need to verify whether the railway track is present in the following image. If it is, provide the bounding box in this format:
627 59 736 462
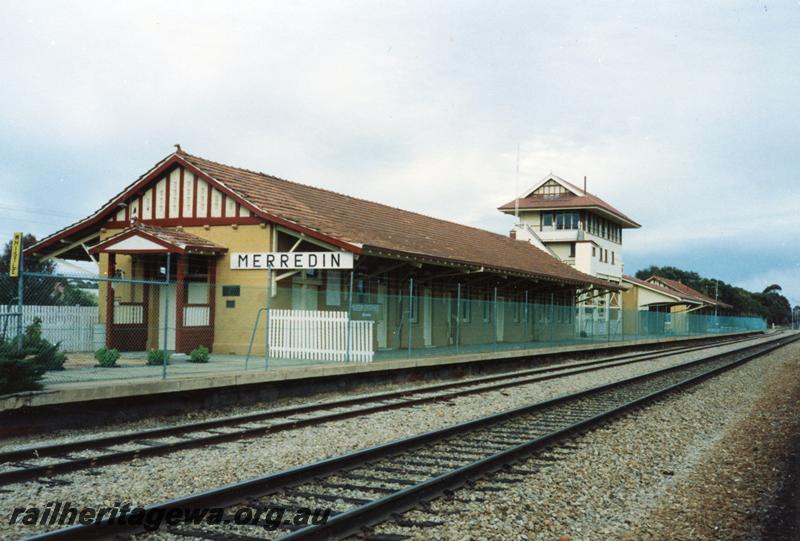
24 331 798 541
0 334 762 487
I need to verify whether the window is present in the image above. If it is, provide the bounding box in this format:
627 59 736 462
222 285 240 297
326 271 342 306
409 283 418 324
592 246 596 257
611 252 615 265
555 211 579 230
569 243 576 258
542 212 553 228
461 288 471 322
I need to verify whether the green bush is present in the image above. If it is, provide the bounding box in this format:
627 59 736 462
0 318 67 393
189 345 210 363
0 319 67 370
32 342 67 371
23 317 44 352
94 347 121 367
146 349 168 366
0 358 45 395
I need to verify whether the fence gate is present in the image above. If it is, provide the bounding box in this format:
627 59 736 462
269 309 375 362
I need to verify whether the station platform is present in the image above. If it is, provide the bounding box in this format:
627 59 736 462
0 331 762 419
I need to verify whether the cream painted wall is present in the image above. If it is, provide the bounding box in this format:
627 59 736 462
180 223 281 354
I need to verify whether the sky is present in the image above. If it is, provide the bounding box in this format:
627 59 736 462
1 1 798 306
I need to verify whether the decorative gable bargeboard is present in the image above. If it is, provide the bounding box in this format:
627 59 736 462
107 164 260 228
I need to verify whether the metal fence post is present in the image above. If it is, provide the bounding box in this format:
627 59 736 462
456 283 461 353
16 236 24 350
407 277 413 358
162 253 170 380
265 266 272 370
346 271 354 362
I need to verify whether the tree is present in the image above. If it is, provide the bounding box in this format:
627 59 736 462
1 233 97 307
634 265 791 325
762 284 782 295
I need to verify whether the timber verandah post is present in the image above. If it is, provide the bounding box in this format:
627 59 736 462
105 253 116 351
492 286 496 351
455 283 461 354
407 277 413 358
175 254 186 354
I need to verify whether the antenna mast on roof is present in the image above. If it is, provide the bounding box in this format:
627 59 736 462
514 143 520 222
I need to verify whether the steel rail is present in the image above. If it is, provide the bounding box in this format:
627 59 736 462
0 333 762 486
22 332 797 541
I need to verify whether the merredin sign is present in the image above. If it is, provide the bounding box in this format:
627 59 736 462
230 252 354 270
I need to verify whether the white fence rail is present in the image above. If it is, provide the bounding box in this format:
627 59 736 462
269 309 374 362
114 303 143 325
184 305 211 327
0 305 98 352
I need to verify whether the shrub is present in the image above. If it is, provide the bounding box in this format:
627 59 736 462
0 358 45 395
0 318 68 370
94 347 121 367
23 317 44 352
0 337 24 360
189 345 210 363
146 349 168 366
32 342 67 371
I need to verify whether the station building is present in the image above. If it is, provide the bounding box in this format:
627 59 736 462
498 174 640 336
620 275 731 335
26 148 616 358
621 274 729 314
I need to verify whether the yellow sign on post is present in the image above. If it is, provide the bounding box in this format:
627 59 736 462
9 232 22 278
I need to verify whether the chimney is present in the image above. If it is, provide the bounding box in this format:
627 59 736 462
509 229 517 240
583 175 587 193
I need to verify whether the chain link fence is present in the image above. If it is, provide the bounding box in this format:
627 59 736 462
0 263 767 393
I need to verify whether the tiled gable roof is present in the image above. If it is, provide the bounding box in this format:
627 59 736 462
498 190 640 228
646 275 730 308
178 151 615 288
90 223 227 254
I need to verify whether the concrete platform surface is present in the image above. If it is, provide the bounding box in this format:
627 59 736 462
0 332 761 413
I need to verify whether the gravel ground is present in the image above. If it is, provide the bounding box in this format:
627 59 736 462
367 334 800 541
0 334 785 539
0 336 757 452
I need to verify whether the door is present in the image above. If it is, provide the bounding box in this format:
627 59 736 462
423 287 433 347
444 292 453 345
292 284 319 310
376 282 388 349
495 296 505 342
157 284 177 350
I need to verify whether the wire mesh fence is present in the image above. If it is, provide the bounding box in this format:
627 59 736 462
0 265 767 390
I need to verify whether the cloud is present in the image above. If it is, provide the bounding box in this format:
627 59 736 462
0 1 798 304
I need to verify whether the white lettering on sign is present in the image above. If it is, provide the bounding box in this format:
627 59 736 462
230 252 354 270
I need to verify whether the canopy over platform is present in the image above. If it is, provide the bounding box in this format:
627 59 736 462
88 223 227 256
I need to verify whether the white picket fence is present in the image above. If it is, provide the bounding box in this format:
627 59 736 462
269 309 375 362
0 305 98 352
